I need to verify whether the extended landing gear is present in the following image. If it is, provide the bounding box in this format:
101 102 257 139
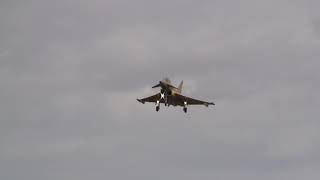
183 107 187 113
160 92 169 107
156 100 160 112
183 101 187 113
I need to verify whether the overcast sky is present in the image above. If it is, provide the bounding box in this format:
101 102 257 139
1 0 320 179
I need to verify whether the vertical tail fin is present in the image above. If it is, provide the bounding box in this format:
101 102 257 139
177 80 183 94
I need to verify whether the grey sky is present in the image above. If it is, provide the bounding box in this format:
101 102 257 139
1 0 320 179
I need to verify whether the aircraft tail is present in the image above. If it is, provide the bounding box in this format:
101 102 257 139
177 80 183 94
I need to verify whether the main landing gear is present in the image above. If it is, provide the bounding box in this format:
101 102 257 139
183 101 187 113
183 107 187 113
156 100 160 112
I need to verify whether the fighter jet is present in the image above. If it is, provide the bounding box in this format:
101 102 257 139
137 78 215 113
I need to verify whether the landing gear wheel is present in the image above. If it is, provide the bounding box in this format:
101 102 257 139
156 106 160 112
183 107 187 113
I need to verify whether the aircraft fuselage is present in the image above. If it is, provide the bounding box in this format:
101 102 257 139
137 78 214 113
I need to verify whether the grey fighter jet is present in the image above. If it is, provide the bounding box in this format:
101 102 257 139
137 78 215 113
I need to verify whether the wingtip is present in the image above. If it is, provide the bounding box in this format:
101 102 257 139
204 102 215 107
137 99 145 104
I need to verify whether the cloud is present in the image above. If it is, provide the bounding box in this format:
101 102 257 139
1 0 320 180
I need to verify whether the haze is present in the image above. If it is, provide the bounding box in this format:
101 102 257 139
1 0 320 179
